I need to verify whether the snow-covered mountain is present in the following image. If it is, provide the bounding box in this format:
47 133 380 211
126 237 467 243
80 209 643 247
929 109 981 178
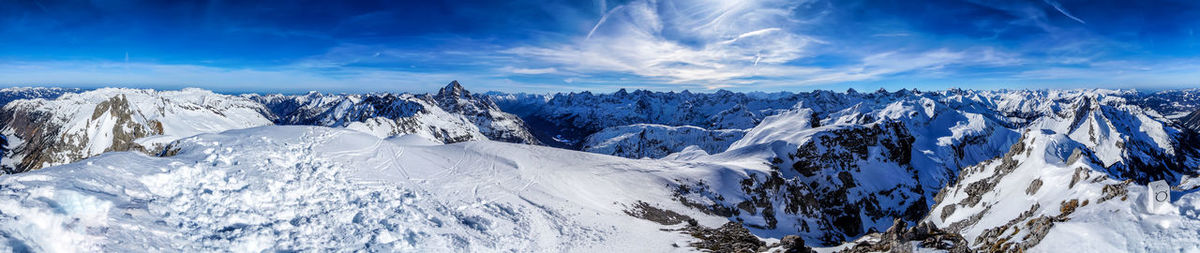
0 87 81 106
491 89 801 148
582 124 747 159
0 88 275 173
525 88 1200 246
253 81 539 145
1127 88 1200 119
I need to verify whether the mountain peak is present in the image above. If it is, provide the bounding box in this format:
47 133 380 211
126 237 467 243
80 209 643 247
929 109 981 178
438 80 470 98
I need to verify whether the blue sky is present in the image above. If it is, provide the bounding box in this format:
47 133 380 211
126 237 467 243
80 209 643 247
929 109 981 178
1 0 1198 93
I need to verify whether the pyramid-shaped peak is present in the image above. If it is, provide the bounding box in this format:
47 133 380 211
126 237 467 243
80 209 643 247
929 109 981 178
438 80 470 97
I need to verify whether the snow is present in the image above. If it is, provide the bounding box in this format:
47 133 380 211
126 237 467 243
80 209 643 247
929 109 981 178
925 126 1200 252
386 134 443 146
582 124 747 159
1 87 1199 251
1036 187 1200 252
252 82 539 145
0 126 730 252
728 107 815 150
0 88 275 171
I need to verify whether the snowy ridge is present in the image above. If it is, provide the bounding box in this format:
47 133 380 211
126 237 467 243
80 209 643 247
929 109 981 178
0 88 274 173
253 81 539 145
582 124 747 159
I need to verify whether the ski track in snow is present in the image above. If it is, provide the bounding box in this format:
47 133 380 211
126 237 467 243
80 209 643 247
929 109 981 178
0 126 711 252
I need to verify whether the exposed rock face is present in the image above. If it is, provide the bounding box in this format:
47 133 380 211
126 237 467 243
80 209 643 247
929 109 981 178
744 122 925 244
0 88 275 173
253 81 540 145
623 201 697 226
1183 109 1200 133
623 200 815 253
1026 178 1043 195
839 219 969 253
661 123 934 244
775 235 815 253
686 222 767 253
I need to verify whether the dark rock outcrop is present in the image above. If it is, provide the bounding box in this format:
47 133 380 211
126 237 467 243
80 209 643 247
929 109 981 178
840 219 968 253
686 222 768 253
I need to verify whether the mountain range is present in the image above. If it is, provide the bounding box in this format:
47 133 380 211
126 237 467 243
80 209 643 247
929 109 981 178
1 82 1198 252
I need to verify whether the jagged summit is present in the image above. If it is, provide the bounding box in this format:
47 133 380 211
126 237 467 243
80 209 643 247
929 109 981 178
437 80 470 98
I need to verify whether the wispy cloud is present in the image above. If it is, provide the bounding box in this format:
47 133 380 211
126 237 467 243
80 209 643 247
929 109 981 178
762 49 979 86
1042 0 1086 24
4 0 1197 92
502 67 558 75
498 0 1057 90
506 0 820 86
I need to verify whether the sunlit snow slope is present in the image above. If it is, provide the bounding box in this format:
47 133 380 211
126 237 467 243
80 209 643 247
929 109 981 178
0 126 732 252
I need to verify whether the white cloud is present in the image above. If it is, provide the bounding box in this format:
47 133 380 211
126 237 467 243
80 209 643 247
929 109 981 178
502 67 558 75
507 0 820 86
503 0 1032 89
1042 0 1086 24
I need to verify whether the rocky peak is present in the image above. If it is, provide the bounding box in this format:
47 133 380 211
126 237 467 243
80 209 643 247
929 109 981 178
432 81 496 111
437 80 471 98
